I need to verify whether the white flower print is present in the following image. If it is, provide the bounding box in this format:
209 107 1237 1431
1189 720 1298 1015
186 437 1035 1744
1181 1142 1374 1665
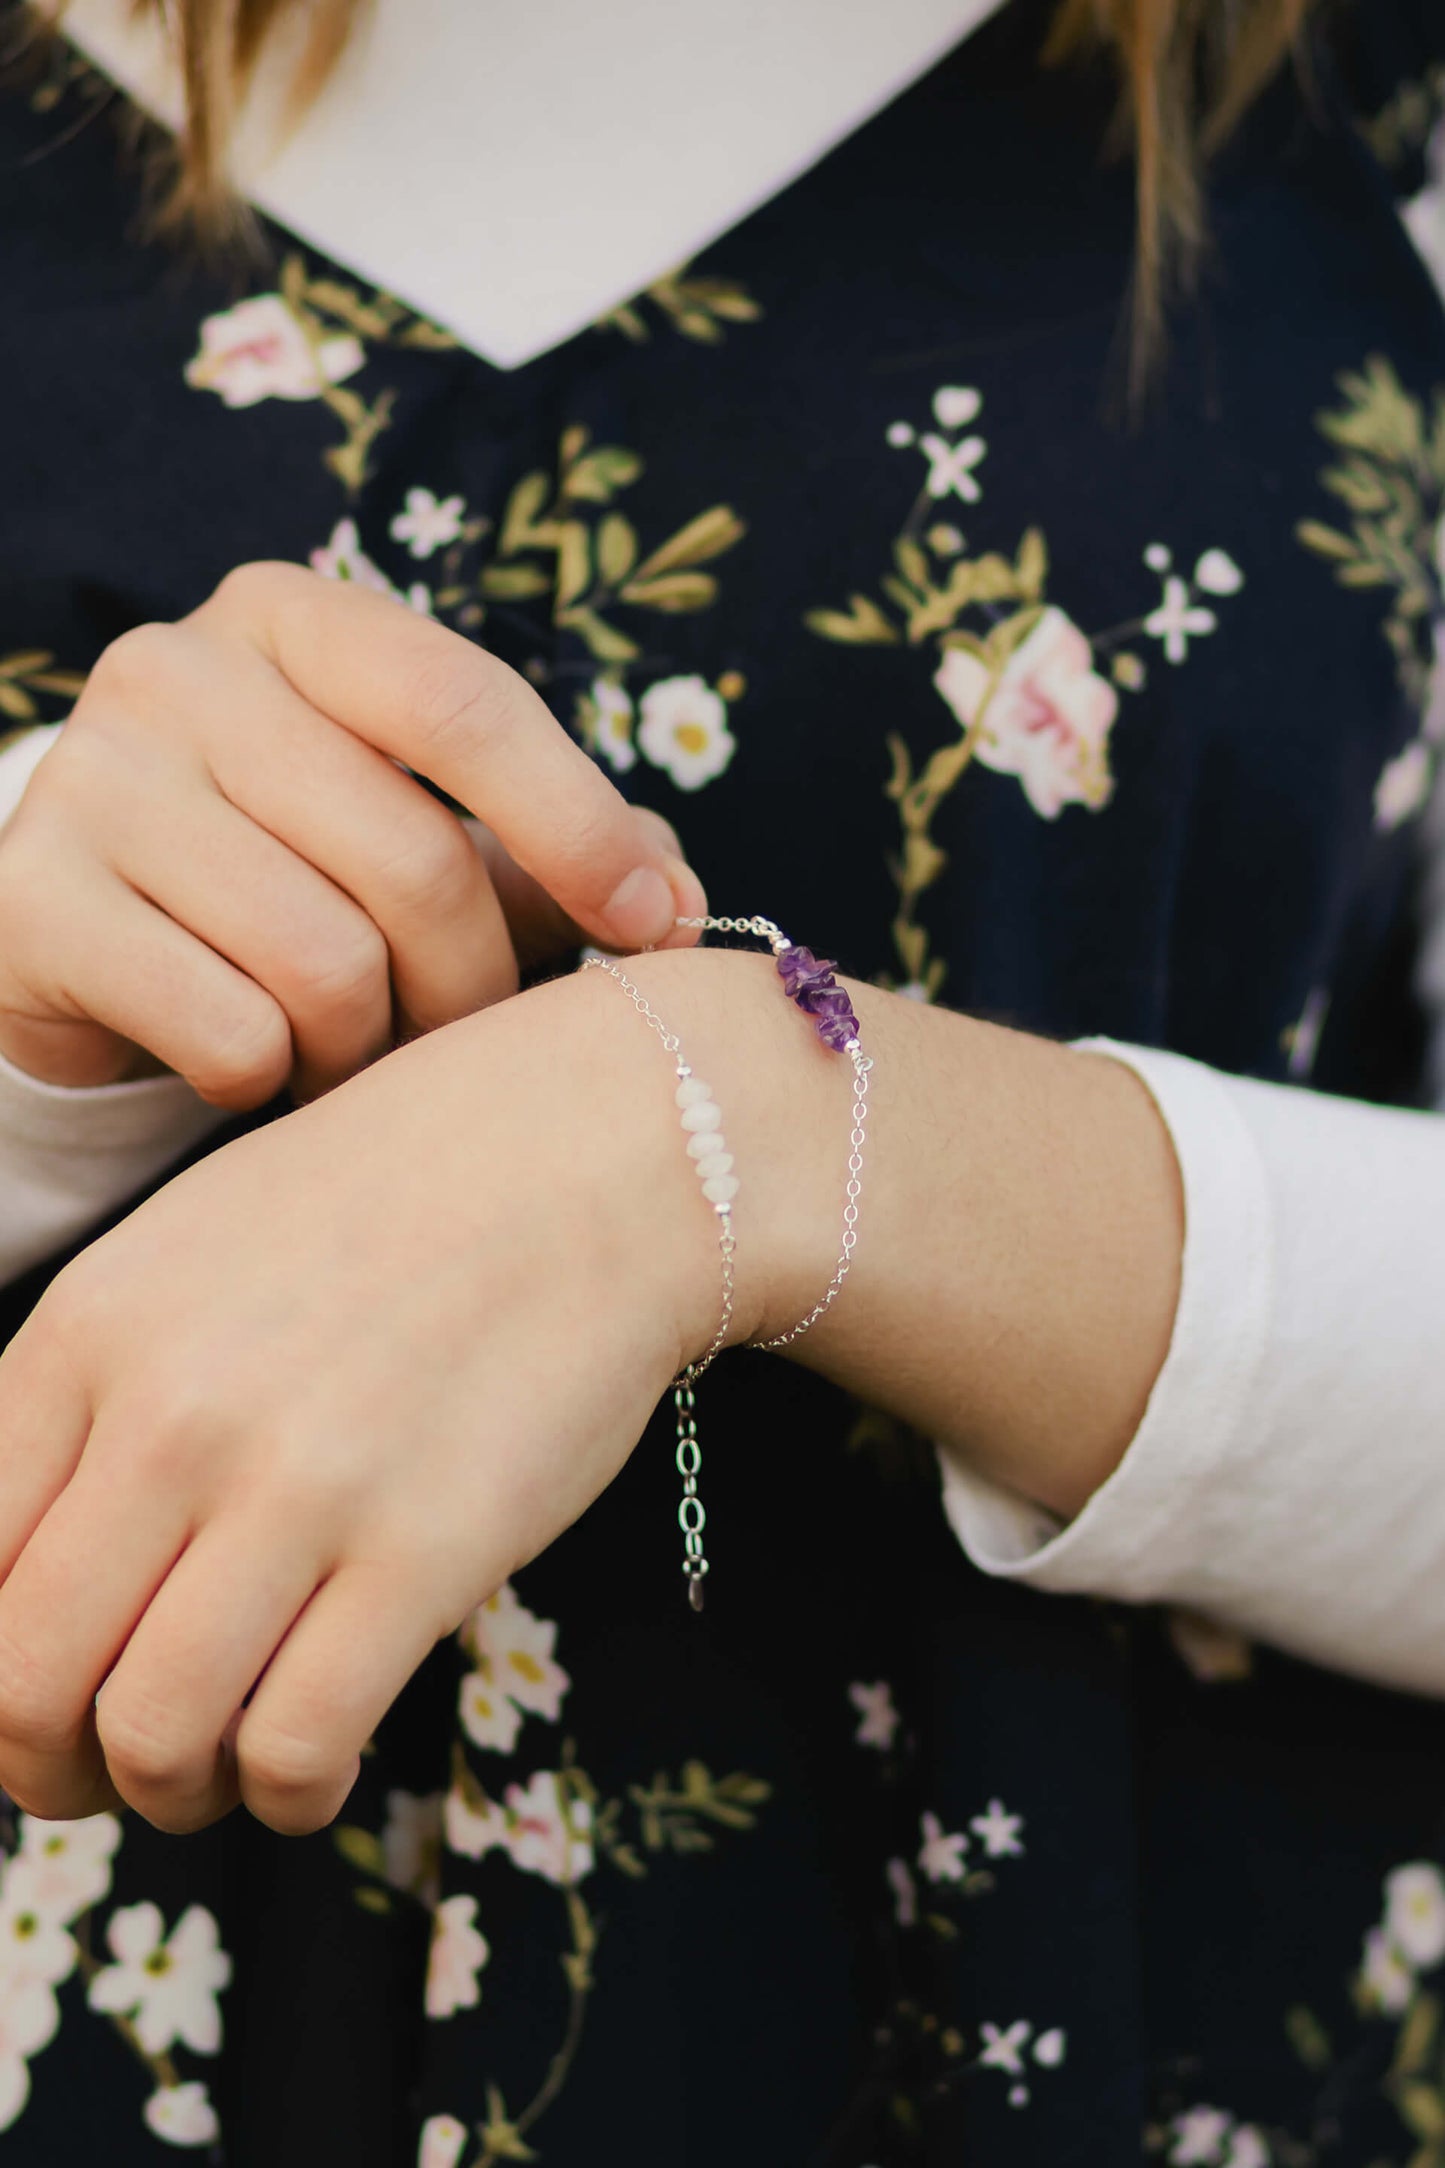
917 1811 969 1885
381 1791 443 1907
310 518 433 615
889 384 989 503
1224 2129 1270 2168
0 1866 78 1990
185 294 364 409
87 1903 231 2057
390 488 467 560
143 2081 221 2148
1033 2027 1066 2066
934 606 1118 819
886 1857 918 1928
311 517 395 594
918 430 987 503
636 675 737 791
978 2019 1031 2075
0 1977 63 2131
15 1812 122 1924
1373 738 1433 832
933 385 982 430
0 2054 26 2137
458 1670 525 1755
847 1680 900 1751
457 1583 571 1756
462 1584 570 1720
419 2114 470 2168
1144 574 1218 665
1360 1924 1414 2014
503 1771 595 1888
443 1780 510 1862
969 1799 1024 1858
1168 2106 1234 2164
425 1895 490 2020
1194 548 1245 595
1384 1861 1445 1968
583 676 638 774
470 1586 571 1722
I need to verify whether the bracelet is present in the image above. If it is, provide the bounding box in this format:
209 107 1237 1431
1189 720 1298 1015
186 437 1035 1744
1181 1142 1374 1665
683 917 873 1348
579 956 737 1609
582 916 872 1611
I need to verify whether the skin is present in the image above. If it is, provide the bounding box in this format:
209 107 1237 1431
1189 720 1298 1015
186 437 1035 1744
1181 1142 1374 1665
0 563 706 1102
0 569 1184 1838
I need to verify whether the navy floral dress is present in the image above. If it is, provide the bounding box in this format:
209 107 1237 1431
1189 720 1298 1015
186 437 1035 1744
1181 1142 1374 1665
2 3 1445 2162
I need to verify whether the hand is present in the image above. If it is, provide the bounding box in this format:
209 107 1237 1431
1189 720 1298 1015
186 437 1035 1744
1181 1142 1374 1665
0 563 704 1104
0 943 1182 1838
0 963 744 1837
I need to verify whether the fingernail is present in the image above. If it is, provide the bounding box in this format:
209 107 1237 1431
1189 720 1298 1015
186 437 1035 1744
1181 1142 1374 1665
603 864 676 949
664 853 707 913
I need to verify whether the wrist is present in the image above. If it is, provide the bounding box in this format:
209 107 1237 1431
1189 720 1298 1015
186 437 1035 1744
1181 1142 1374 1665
582 945 859 1358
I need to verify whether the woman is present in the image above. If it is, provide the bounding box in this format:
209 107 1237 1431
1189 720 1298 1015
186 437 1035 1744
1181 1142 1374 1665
0 0 1441 2159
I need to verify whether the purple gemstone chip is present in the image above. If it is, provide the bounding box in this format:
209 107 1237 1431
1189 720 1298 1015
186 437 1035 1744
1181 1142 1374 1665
776 944 859 1052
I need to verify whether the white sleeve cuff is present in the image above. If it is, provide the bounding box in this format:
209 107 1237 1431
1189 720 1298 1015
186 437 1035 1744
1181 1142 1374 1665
940 1040 1274 1592
0 726 229 1283
940 1040 1445 1698
0 1044 227 1285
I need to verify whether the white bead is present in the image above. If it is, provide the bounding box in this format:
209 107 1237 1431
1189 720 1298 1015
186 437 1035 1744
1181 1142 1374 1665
679 1101 723 1134
701 1173 740 1204
694 1151 734 1180
686 1130 726 1160
674 1077 713 1109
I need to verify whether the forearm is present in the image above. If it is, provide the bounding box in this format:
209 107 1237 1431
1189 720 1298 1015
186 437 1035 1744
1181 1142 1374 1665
614 947 1184 1520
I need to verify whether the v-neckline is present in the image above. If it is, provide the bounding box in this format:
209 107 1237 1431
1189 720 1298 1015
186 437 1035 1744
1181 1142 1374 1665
58 0 1008 370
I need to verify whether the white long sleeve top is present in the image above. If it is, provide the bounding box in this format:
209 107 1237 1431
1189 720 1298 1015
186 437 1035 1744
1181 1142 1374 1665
4 0 1445 1700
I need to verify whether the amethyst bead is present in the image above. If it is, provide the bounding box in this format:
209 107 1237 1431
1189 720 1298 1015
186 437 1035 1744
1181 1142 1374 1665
776 943 859 1052
776 945 839 1001
809 988 860 1047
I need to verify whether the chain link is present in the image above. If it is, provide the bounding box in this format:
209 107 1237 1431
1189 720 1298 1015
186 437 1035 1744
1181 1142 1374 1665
581 914 873 1608
759 1042 871 1349
581 954 729 1608
675 915 872 1352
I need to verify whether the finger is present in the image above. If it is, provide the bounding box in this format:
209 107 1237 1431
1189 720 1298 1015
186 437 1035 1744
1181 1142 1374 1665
0 1293 94 1584
235 1562 451 1835
211 566 707 951
468 804 705 970
176 640 520 1030
18 856 294 1110
108 767 395 1102
0 1452 190 1820
96 1507 324 1833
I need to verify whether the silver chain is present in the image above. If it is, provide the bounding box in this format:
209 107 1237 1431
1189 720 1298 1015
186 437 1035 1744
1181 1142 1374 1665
581 916 872 1610
759 1041 870 1349
676 914 872 1350
580 954 733 1608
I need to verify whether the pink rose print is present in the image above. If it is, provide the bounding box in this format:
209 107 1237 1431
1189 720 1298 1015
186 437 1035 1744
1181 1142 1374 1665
933 606 1118 820
184 295 364 410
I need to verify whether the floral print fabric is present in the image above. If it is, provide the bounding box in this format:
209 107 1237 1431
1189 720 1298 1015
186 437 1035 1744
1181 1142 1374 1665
3 0 1445 2160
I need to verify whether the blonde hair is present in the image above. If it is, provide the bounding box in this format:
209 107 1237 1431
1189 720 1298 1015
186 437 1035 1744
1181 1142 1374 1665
1047 0 1315 386
52 0 1317 379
